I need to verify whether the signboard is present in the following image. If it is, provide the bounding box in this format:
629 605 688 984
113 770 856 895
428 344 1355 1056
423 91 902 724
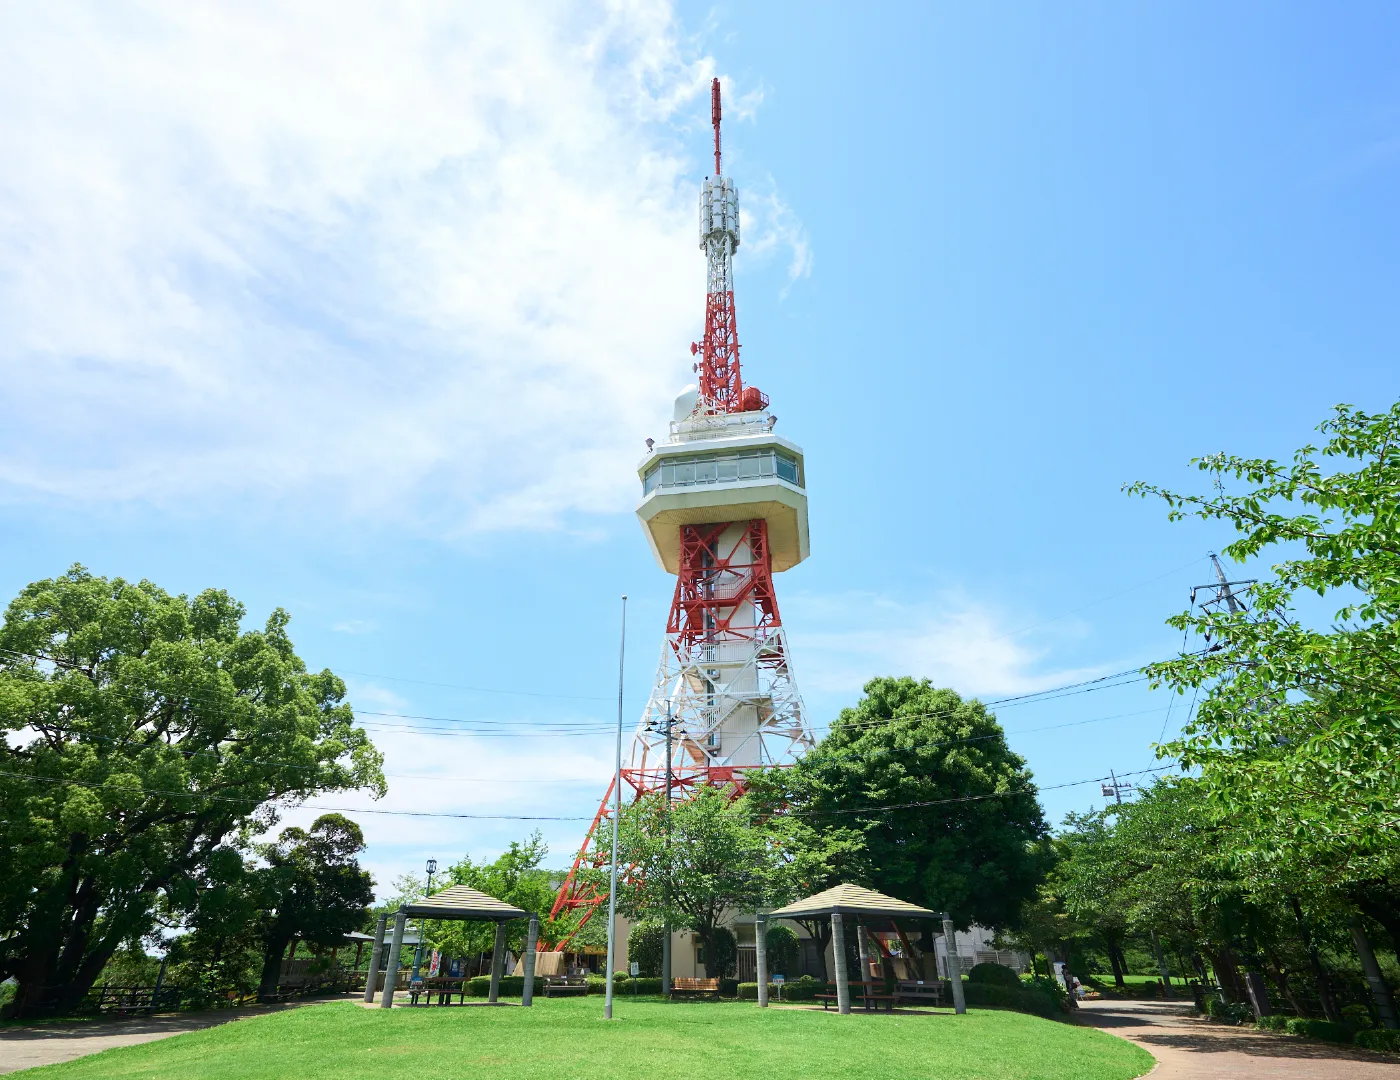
629 961 639 976
771 974 785 983
428 949 441 978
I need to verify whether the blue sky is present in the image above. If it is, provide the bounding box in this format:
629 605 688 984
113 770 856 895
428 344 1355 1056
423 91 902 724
2 2 1396 897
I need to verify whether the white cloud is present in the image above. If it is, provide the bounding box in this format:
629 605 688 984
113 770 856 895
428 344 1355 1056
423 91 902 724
786 590 1107 699
0 1 809 535
330 618 377 635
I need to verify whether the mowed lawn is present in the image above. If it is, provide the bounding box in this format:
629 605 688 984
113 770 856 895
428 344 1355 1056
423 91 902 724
21 998 1153 1080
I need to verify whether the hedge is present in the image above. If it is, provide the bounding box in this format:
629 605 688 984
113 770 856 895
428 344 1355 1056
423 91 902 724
733 977 833 1002
1356 1028 1400 1053
962 981 1061 1019
1285 1018 1354 1044
1255 1015 1290 1032
968 963 1022 989
465 976 545 997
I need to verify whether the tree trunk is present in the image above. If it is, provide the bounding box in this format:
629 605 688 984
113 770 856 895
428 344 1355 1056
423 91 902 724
1105 936 1127 989
1288 896 1340 1023
258 936 291 1002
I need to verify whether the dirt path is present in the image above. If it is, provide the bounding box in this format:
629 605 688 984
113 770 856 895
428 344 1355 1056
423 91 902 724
0 1002 314 1074
1076 998 1400 1079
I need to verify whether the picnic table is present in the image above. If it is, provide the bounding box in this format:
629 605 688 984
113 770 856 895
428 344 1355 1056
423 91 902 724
895 979 944 1007
408 977 468 1005
816 980 896 1012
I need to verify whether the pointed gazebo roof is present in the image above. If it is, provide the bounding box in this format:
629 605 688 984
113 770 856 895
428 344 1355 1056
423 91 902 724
399 884 528 921
766 883 941 921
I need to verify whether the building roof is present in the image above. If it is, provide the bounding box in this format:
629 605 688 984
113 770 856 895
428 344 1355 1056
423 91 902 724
766 883 942 921
399 885 529 921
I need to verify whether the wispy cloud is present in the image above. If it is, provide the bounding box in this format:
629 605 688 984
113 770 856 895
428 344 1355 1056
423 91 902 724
331 618 378 636
0 2 809 538
787 590 1107 700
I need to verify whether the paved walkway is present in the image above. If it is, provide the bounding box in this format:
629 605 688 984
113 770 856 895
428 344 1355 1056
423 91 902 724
0 1003 310 1074
1075 998 1400 1079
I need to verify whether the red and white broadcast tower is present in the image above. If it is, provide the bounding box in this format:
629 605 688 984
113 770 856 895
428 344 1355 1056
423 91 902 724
551 79 813 940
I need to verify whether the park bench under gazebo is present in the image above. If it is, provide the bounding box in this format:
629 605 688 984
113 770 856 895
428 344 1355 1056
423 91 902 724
762 883 966 1015
362 885 540 1008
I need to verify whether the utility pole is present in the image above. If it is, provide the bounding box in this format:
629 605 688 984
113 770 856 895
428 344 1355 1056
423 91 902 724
604 596 627 1021
662 699 673 1000
1101 770 1134 803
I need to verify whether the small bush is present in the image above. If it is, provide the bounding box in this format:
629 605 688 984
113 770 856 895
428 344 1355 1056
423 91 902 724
968 963 1022 989
586 976 606 995
1356 1029 1400 1053
718 977 739 997
779 978 832 1002
1255 1014 1290 1032
627 919 666 978
1203 996 1253 1024
1285 1018 1354 1044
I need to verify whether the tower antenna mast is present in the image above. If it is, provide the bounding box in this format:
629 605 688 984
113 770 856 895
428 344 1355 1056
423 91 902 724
712 77 722 175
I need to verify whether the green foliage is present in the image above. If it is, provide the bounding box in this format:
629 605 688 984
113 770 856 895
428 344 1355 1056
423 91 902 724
969 963 1022 989
251 814 373 1000
753 678 1048 930
1356 1028 1400 1053
962 979 1063 1018
1255 1014 1290 1031
764 924 800 975
465 975 544 998
1284 1018 1354 1044
0 566 384 1015
1203 997 1253 1024
627 919 665 978
1128 402 1400 885
612 786 772 976
423 832 559 959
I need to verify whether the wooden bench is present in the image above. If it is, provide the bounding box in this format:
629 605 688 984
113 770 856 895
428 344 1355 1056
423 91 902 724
896 980 945 1007
545 981 589 998
815 992 896 1012
671 977 721 1000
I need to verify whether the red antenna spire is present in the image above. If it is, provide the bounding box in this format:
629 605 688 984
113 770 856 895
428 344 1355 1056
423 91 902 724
711 77 722 175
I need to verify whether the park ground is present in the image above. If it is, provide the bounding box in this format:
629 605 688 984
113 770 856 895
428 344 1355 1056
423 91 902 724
2 996 1153 1080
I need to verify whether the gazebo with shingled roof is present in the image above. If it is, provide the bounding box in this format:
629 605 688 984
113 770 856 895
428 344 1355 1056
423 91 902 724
363 885 539 1009
762 883 965 1015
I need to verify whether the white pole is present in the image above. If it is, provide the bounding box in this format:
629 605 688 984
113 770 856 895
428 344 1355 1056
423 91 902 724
604 595 627 1020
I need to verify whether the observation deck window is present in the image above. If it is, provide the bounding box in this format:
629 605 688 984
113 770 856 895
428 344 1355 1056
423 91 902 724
642 449 801 495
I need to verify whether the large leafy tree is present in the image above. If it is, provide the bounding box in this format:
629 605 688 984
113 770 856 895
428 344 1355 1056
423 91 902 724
253 814 374 1000
613 785 774 978
1128 402 1400 938
0 567 385 1015
767 678 1049 932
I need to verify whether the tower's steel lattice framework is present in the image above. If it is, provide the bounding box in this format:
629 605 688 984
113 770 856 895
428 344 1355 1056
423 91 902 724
550 80 813 941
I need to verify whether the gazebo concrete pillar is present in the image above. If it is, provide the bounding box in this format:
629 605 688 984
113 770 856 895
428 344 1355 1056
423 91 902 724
831 913 851 1015
755 914 769 1008
521 916 539 1007
856 922 871 988
488 922 508 1003
942 916 966 1015
380 911 407 1008
363 915 387 1003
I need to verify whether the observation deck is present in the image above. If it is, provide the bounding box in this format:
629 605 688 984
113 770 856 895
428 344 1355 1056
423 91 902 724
636 400 809 575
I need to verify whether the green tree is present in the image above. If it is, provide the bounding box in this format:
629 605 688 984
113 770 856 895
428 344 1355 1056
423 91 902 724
612 785 774 978
0 567 385 1015
1127 402 1400 894
252 814 374 1001
768 678 1049 931
627 918 666 978
427 832 561 960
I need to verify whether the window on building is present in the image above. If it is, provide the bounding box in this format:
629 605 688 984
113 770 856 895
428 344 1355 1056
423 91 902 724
641 449 800 495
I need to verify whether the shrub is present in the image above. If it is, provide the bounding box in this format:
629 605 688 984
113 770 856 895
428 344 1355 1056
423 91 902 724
586 976 606 995
962 980 1060 1019
708 927 738 979
465 976 545 998
1203 996 1253 1024
1285 1018 1354 1044
968 963 1022 989
627 919 666 978
719 977 739 997
1255 1014 1290 1032
779 977 832 1002
1356 1028 1400 1053
764 925 800 976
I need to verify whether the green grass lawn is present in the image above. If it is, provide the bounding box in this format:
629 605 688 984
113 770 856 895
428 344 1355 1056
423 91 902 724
23 997 1153 1080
